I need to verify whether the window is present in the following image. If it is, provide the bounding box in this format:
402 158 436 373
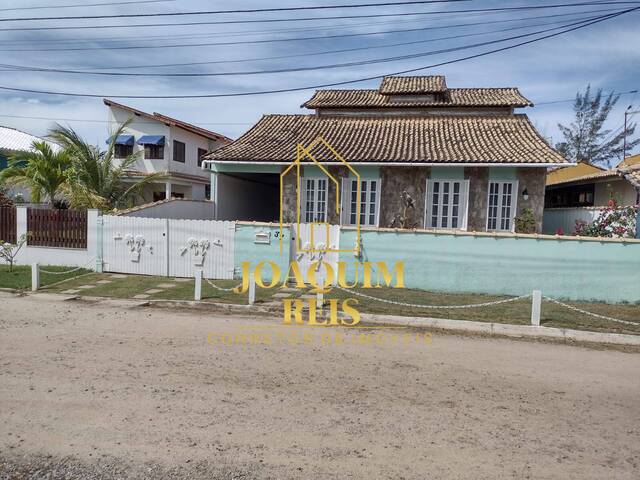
425 180 469 229
145 144 164 160
198 148 208 167
302 178 327 223
205 184 211 200
487 181 517 231
173 140 186 163
114 144 133 158
344 179 379 226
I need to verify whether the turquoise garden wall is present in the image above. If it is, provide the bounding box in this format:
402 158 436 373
234 223 290 281
339 228 640 303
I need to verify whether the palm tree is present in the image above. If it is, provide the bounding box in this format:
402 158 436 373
0 141 71 206
49 122 166 210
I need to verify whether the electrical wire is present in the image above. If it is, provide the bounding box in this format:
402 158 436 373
0 1 636 32
0 6 635 99
0 0 176 13
0 0 473 22
0 14 614 76
0 8 624 53
3 7 619 47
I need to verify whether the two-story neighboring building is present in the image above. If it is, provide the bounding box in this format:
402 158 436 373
203 75 567 232
104 99 231 204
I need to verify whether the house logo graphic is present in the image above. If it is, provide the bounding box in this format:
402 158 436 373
278 136 362 256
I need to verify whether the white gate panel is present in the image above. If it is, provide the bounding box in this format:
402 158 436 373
102 215 168 276
168 219 235 279
294 223 340 284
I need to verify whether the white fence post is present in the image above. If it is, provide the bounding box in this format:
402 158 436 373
31 262 39 292
248 272 255 305
194 269 202 301
531 290 542 326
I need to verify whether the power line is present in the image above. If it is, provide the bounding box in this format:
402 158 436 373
0 113 251 125
0 14 612 76
0 0 473 22
0 0 176 13
0 1 634 32
0 7 622 49
0 7 635 99
0 11 605 54
54 9 628 71
536 89 638 105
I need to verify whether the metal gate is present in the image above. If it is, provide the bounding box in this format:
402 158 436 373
292 223 340 284
101 215 235 278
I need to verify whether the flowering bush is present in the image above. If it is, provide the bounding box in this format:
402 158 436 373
572 201 638 238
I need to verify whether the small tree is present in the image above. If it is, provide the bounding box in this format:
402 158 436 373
0 142 71 206
555 85 640 166
0 234 26 272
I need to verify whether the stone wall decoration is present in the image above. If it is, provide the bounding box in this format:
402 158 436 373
180 237 211 267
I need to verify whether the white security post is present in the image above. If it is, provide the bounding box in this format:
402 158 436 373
31 263 40 292
194 269 203 301
531 290 542 326
248 272 255 305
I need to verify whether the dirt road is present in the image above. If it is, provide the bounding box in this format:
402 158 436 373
1 292 639 479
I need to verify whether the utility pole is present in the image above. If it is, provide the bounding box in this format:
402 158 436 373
623 107 640 160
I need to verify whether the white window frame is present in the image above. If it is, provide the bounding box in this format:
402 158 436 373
301 177 328 223
341 177 381 227
486 180 519 232
424 179 470 230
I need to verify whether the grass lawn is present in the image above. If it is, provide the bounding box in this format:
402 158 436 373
18 269 640 336
0 264 91 290
43 272 276 304
330 287 640 335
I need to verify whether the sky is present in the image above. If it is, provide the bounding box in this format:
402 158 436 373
0 0 639 164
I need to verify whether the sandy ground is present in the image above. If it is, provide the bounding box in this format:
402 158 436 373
0 292 639 479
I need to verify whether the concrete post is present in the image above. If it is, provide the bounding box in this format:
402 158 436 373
194 269 202 301
31 262 39 292
95 214 104 273
248 273 255 305
531 290 542 326
165 182 172 200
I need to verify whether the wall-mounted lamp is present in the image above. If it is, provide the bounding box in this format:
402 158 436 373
522 188 529 201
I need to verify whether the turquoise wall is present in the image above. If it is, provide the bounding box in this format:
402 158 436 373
339 229 640 303
234 223 290 281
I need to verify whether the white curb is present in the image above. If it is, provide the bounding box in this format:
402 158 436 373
363 313 640 347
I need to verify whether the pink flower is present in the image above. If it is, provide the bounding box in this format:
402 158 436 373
555 228 564 236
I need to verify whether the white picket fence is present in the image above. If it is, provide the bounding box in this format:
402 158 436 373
101 215 235 279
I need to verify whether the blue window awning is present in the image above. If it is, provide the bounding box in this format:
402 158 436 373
106 134 135 146
137 135 165 146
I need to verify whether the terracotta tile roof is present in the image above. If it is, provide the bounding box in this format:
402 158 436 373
103 99 232 143
619 165 640 189
302 88 533 109
379 75 447 94
206 114 566 165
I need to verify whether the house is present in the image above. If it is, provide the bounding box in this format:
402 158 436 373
104 99 231 204
0 125 61 203
545 156 640 208
542 155 640 235
203 75 567 232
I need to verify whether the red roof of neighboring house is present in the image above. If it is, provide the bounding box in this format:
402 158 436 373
103 99 232 143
